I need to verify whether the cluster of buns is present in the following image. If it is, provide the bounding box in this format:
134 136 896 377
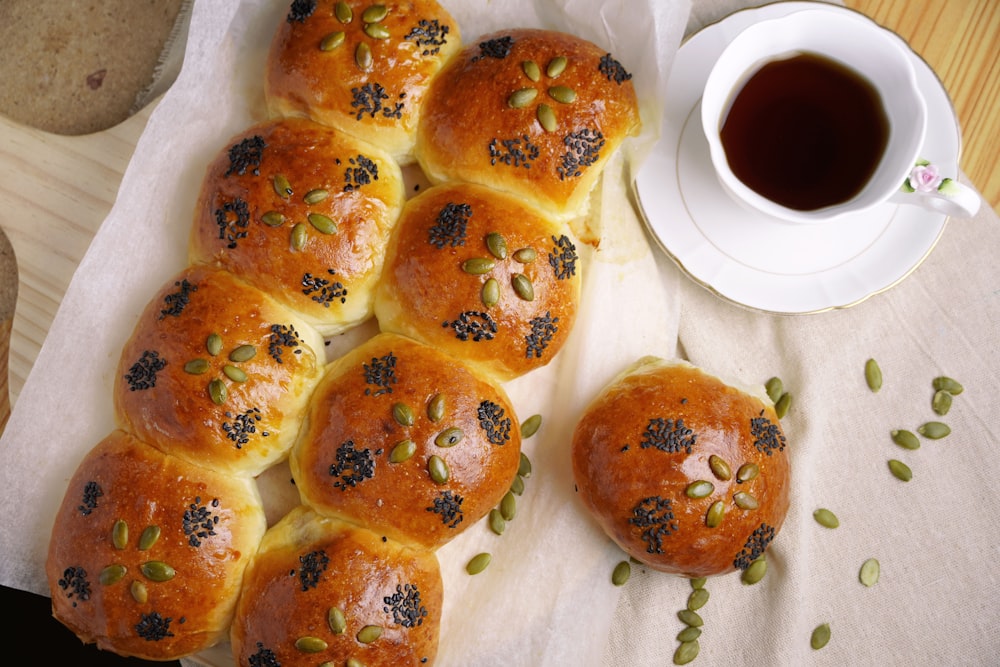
46 0 640 664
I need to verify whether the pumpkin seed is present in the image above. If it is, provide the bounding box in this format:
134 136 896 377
513 247 537 263
138 525 161 551
357 625 382 644
392 402 415 426
488 508 506 535
685 480 714 499
141 561 176 582
673 640 700 665
522 60 541 82
184 358 210 375
130 580 148 603
812 508 839 529
888 459 912 481
209 378 228 405
521 414 542 438
742 556 767 585
345 660 363 667
291 222 307 250
508 87 538 109
389 439 416 463
932 375 963 395
917 421 950 439
736 462 759 483
273 173 293 199
355 42 373 70
481 278 500 307
775 392 791 419
708 454 731 481
611 560 631 586
510 474 525 496
223 364 247 383
328 607 347 634
364 22 390 39
687 587 709 611
308 212 338 234
676 626 701 643
320 31 346 51
500 491 516 521
518 452 532 478
466 552 492 575
512 274 534 301
295 636 328 653
765 376 783 404
113 519 128 550
548 85 576 104
485 232 508 259
304 188 329 205
733 491 759 510
335 1 353 23
537 104 557 132
100 564 126 586
859 558 880 587
676 609 703 627
427 393 446 422
229 345 256 362
705 500 725 528
891 429 921 450
435 427 463 448
362 4 388 22
206 333 223 356
261 211 285 227
931 389 952 416
462 257 495 274
865 358 882 392
546 56 568 78
810 623 831 650
428 455 449 484
690 577 707 590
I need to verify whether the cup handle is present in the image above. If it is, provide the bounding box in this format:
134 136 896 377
888 159 981 218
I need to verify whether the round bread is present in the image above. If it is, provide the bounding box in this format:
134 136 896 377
265 0 462 165
415 28 641 221
290 332 521 549
189 117 405 337
571 357 791 578
114 265 326 477
231 505 443 666
46 430 267 661
373 182 581 382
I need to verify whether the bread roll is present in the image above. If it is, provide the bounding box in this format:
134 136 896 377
571 357 791 578
46 430 266 661
415 28 640 221
265 0 461 165
114 265 326 477
374 182 581 382
231 505 443 667
189 117 405 337
290 332 521 549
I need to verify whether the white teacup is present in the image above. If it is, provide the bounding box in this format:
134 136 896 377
701 8 980 223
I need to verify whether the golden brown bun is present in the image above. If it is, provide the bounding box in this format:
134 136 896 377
374 182 581 382
46 430 266 661
231 505 442 666
265 0 462 165
571 358 791 578
114 265 326 477
415 28 640 221
290 332 521 550
189 117 405 337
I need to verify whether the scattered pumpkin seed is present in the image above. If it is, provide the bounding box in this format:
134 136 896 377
673 640 700 665
356 625 382 644
141 560 176 582
328 607 347 635
435 427 463 448
705 500 725 528
273 173 293 199
685 480 714 499
113 519 128 550
742 556 767 585
510 474 525 496
612 560 631 586
295 636 328 653
548 85 577 104
362 4 388 22
209 378 227 405
345 659 363 667
304 188 330 205
518 452 532 478
690 577 707 590
100 564 126 586
334 1 353 23
865 358 883 392
206 333 223 356
223 365 247 383
511 273 534 301
291 222 307 250
138 525 161 551
708 454 732 481
427 393 446 422
537 104 557 132
676 626 701 643
520 414 542 438
308 212 338 234
733 491 759 510
428 455 449 484
859 558 880 587
261 211 285 227
389 439 416 463
810 623 831 650
812 508 839 529
891 429 921 450
932 375 963 395
364 22 390 39
775 392 791 419
355 42 374 70
500 491 517 521
466 552 492 575
931 389 953 416
462 257 495 274
229 344 256 362
392 402 415 426
765 376 783 404
184 358 210 375
677 609 703 627
522 60 541 81
736 462 759 483
687 588 709 611
320 31 346 51
917 421 950 439
485 232 508 259
488 508 506 535
513 247 537 263
481 278 500 307
508 87 538 109
888 459 912 481
130 580 148 603
546 55 568 78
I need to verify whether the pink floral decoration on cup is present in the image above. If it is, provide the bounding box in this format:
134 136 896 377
902 159 959 195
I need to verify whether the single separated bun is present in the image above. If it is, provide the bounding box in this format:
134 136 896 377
415 28 640 221
46 430 266 661
571 357 791 578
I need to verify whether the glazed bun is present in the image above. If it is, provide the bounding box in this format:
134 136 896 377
265 0 461 164
46 430 267 661
374 182 581 382
114 265 326 477
189 117 405 337
415 28 640 221
231 506 443 667
571 357 791 578
290 332 521 549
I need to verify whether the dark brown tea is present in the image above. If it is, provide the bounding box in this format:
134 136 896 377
719 52 889 211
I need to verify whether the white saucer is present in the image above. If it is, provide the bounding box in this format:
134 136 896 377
634 1 958 314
